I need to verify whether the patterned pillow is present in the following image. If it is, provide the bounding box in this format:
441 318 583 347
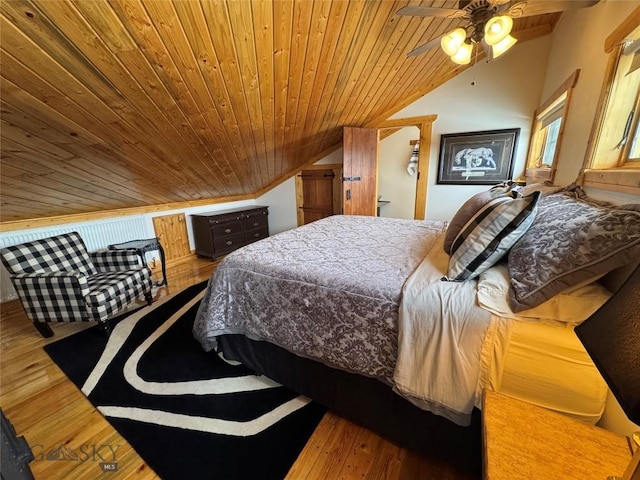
447 191 540 281
443 183 515 254
507 191 640 312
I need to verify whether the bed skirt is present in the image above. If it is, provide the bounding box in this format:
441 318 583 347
217 334 482 474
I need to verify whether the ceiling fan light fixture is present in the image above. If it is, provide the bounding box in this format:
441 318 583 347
484 15 513 46
450 41 473 65
489 34 518 60
441 27 467 56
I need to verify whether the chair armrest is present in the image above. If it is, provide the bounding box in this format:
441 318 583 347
10 272 90 323
90 250 143 271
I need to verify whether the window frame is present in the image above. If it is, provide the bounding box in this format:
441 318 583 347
525 69 580 183
581 9 640 195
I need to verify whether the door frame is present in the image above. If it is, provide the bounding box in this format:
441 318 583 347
374 115 437 220
295 114 437 224
295 163 343 226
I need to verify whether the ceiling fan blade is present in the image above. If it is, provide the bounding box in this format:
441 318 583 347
507 0 600 18
396 5 466 19
407 36 444 58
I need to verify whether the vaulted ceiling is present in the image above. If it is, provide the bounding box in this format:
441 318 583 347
0 0 562 225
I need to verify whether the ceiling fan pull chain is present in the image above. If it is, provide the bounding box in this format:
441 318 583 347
471 47 479 86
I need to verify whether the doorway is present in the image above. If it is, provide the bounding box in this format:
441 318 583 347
377 126 419 219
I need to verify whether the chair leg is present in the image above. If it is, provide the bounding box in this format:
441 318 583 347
144 290 153 306
98 320 112 338
33 322 54 338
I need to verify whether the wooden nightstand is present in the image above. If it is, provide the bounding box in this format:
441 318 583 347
482 390 634 479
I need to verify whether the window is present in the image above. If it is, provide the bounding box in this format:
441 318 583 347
582 17 640 194
525 71 579 183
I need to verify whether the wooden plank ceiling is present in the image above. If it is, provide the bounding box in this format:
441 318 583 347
0 0 560 224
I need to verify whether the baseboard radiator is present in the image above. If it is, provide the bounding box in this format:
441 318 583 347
0 216 150 303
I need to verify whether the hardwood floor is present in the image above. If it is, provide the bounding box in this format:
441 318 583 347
0 255 480 480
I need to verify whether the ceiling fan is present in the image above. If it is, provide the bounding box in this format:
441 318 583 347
398 0 601 64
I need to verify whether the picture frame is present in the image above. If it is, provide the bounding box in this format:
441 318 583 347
437 128 520 185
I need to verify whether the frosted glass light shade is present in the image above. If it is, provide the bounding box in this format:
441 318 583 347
490 34 517 60
484 15 513 46
451 41 473 65
441 28 467 56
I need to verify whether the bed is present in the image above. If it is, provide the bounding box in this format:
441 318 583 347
192 184 640 467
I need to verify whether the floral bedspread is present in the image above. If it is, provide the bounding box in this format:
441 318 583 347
193 215 447 383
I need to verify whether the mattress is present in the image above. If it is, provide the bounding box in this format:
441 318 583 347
497 319 608 424
195 214 609 426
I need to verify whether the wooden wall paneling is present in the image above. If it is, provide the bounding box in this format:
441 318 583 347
32 0 220 199
0 147 140 207
0 56 192 206
306 1 367 152
227 0 269 188
117 0 246 191
0 7 208 203
251 0 276 182
152 213 191 263
71 0 233 196
0 5 119 124
0 165 118 211
365 15 460 124
341 1 429 125
291 0 331 160
197 0 260 191
0 103 180 205
282 0 313 175
272 0 294 177
301 0 349 137
333 0 404 128
194 2 255 192
314 1 384 150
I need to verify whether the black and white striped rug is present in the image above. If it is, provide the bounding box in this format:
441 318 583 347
44 281 326 480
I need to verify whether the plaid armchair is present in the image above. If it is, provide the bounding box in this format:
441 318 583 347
1 232 153 338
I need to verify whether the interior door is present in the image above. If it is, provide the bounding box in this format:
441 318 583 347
343 127 378 216
299 169 335 224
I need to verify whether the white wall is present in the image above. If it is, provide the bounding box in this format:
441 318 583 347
378 127 419 219
256 178 298 235
389 36 550 221
542 0 640 437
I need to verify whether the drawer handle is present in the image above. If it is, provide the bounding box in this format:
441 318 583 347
252 222 259 227
253 233 260 237
225 240 233 246
225 228 232 233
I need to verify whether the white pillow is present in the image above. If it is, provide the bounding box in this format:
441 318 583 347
477 264 611 326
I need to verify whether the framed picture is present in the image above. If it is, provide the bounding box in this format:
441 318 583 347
437 128 520 185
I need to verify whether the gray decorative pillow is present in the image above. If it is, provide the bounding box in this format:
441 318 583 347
444 183 514 254
507 191 640 312
447 191 540 281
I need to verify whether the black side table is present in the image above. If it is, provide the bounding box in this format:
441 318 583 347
108 237 167 286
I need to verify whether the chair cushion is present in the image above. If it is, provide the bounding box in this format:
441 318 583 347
1 232 96 276
86 269 152 320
